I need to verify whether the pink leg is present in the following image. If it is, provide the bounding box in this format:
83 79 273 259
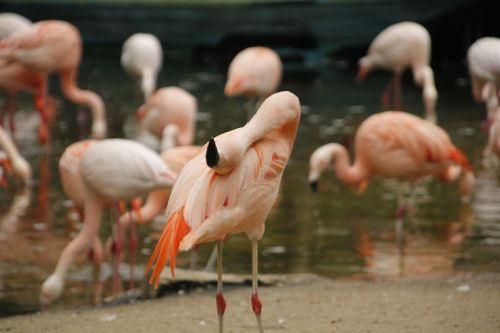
251 240 264 333
393 72 402 111
128 208 138 290
382 76 394 110
4 94 17 134
34 77 49 144
216 240 226 333
111 206 124 295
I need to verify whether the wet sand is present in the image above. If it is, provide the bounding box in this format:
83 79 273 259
1 273 499 333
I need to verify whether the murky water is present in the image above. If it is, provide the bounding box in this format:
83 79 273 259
1 46 499 317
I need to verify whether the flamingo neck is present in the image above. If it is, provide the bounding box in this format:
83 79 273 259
0 126 23 165
326 143 369 186
141 68 156 102
138 188 172 223
59 70 107 138
160 124 180 152
415 66 438 122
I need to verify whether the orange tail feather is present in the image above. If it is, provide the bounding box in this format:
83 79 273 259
145 207 191 288
449 147 472 171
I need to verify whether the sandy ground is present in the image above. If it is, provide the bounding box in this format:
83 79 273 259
1 273 500 333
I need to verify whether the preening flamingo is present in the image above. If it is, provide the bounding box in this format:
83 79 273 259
225 46 282 116
467 37 500 126
146 91 301 333
121 33 163 102
40 139 176 305
137 87 197 152
0 12 31 39
308 111 475 250
0 20 107 139
0 124 31 185
357 22 438 123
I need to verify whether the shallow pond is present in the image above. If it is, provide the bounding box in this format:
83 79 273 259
1 46 499 317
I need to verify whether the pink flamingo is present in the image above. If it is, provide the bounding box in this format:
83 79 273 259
121 33 163 102
40 139 176 305
146 91 300 333
467 37 500 129
0 124 31 185
137 87 197 152
0 13 31 39
0 20 107 140
357 22 438 123
308 111 475 250
225 46 282 116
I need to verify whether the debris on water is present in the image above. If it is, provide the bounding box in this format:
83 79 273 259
277 318 286 327
457 127 475 136
33 223 46 231
178 289 186 296
240 300 247 307
347 105 366 114
199 320 207 326
262 246 287 256
457 284 470 292
99 313 117 322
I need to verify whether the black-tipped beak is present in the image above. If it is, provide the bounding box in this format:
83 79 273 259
206 137 220 168
310 180 318 193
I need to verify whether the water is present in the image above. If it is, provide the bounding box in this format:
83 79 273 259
1 46 499 317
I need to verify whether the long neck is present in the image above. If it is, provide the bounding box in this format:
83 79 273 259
141 68 156 102
59 70 107 138
326 143 369 185
415 66 438 122
160 124 180 152
137 188 171 223
0 126 23 165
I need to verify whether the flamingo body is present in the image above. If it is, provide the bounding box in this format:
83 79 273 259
138 86 197 151
0 20 107 139
308 111 474 197
41 139 176 304
225 46 282 98
358 22 437 121
121 33 163 101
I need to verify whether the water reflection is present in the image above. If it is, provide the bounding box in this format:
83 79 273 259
0 47 500 317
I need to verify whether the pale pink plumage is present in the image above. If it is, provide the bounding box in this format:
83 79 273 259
308 111 474 199
225 46 282 99
358 22 438 122
138 86 197 151
41 139 177 305
121 33 163 101
146 91 300 332
0 124 31 185
0 20 107 139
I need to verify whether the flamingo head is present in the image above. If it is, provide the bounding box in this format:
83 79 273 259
40 274 64 305
356 56 372 81
224 76 245 97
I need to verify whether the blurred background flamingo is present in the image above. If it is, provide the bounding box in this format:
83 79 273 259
0 124 31 186
357 22 438 123
308 111 474 251
137 86 197 152
40 139 176 305
0 20 107 140
225 46 282 117
121 33 163 102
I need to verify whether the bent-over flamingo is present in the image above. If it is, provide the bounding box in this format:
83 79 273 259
308 111 475 251
0 20 107 139
146 91 301 333
40 139 176 305
225 46 282 117
357 22 438 123
137 87 197 152
121 33 163 102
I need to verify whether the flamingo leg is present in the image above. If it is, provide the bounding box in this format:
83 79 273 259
216 240 226 333
34 76 49 144
395 185 406 256
3 94 17 134
382 76 394 110
251 240 264 333
393 72 402 110
128 208 137 290
204 244 218 272
111 206 124 295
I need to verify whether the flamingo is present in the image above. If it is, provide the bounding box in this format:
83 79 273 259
0 12 31 39
137 87 197 152
0 20 107 139
225 46 282 116
308 111 475 251
467 37 500 127
146 91 300 333
121 33 163 102
40 139 176 305
0 124 31 186
357 22 438 123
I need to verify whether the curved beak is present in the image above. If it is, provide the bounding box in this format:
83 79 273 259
206 137 220 168
309 180 318 193
356 67 368 82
